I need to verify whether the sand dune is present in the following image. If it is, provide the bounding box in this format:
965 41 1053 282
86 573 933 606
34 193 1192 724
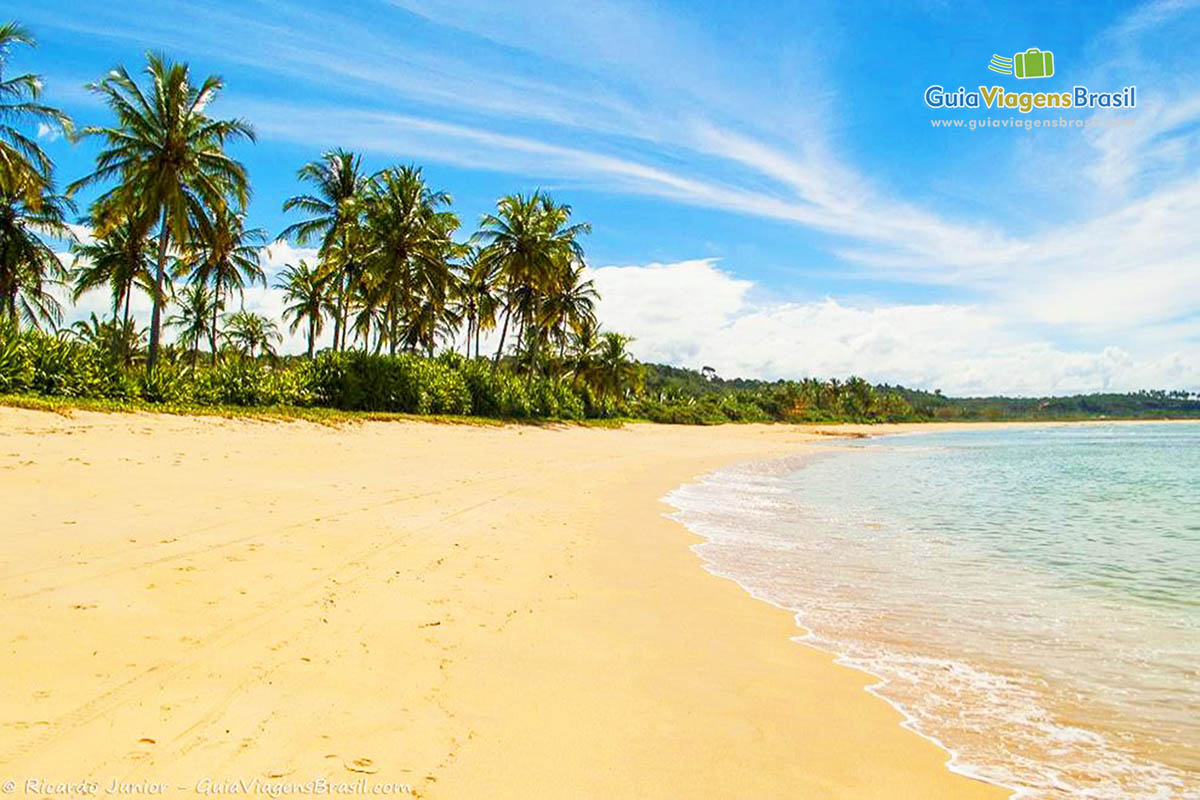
0 409 1007 798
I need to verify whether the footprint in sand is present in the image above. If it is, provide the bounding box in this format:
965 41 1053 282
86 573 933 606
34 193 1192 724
343 757 377 774
128 738 156 761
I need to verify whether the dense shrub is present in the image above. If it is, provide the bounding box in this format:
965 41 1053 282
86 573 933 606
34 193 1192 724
308 351 469 414
0 333 32 393
460 360 532 417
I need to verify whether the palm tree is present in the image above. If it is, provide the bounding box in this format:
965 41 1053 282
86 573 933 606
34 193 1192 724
0 22 73 204
540 258 598 371
0 167 72 327
362 165 457 355
168 283 218 365
278 149 367 351
184 205 265 363
68 53 255 369
274 259 329 359
348 271 385 352
223 309 280 359
593 332 639 401
70 216 154 357
566 316 601 384
473 192 590 368
69 311 145 362
452 247 499 358
845 375 875 419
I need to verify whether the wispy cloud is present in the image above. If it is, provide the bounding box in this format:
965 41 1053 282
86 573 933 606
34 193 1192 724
29 0 1200 392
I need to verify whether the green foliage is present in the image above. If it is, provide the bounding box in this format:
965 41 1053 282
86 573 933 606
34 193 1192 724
308 351 470 414
136 363 190 404
24 331 116 398
4 322 1198 424
0 330 32 393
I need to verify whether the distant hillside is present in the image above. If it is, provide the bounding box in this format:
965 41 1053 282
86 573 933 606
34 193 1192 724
642 364 1200 422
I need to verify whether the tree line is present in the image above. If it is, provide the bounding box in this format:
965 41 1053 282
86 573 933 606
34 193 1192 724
0 24 640 402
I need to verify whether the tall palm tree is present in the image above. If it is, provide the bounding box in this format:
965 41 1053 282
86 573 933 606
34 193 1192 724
185 205 265 363
69 216 154 346
223 309 280 359
168 283 218 365
473 192 589 368
274 259 329 359
593 332 639 401
0 22 73 204
278 149 367 352
452 247 499 358
68 53 255 369
348 271 385 352
540 258 598 371
0 167 72 327
362 165 457 354
566 315 601 384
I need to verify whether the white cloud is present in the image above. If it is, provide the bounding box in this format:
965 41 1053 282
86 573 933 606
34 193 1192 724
590 259 1200 395
29 0 1199 391
36 122 62 142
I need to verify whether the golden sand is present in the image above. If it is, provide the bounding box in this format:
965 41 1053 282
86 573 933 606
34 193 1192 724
0 409 1008 798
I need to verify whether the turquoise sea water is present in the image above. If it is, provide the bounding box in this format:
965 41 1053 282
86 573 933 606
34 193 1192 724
666 423 1200 799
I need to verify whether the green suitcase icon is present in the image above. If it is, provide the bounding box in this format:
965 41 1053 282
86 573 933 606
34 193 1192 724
1014 48 1054 79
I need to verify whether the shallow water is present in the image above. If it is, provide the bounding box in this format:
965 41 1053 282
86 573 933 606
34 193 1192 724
666 423 1200 799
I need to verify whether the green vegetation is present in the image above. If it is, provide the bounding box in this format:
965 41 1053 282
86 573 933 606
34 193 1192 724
1 23 1197 426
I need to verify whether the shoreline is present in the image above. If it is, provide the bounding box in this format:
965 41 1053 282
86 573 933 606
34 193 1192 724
664 444 1014 797
668 420 1200 799
0 409 1020 798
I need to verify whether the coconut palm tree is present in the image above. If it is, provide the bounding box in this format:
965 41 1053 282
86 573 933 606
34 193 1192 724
452 247 499 359
184 205 265 363
348 272 386 352
0 22 73 203
362 165 457 355
223 309 280 359
540 258 598 372
68 53 255 369
278 149 367 351
593 332 639 401
473 192 589 368
566 315 601 383
69 216 154 356
0 167 72 328
168 283 218 365
69 311 145 362
274 259 329 359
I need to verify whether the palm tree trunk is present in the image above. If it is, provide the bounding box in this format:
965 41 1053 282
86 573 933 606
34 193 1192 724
121 290 132 366
307 316 315 359
492 305 511 370
387 301 397 356
211 285 221 365
147 209 170 371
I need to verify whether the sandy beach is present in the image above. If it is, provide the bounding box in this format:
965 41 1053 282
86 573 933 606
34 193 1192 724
0 408 1008 799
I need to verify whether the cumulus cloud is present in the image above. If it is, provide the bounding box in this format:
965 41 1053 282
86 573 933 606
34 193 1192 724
589 259 1200 395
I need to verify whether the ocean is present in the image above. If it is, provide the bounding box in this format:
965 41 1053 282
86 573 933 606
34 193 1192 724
666 423 1200 799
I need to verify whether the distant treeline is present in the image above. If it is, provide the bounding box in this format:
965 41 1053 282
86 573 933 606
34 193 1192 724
644 364 1200 421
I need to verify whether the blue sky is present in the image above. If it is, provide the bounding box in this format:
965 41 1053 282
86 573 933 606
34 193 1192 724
19 0 1200 394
